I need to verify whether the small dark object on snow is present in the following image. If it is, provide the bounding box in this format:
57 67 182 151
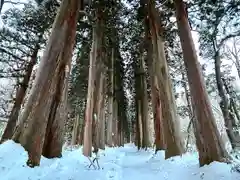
88 149 100 170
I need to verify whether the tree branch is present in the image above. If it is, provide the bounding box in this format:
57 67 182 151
218 31 240 49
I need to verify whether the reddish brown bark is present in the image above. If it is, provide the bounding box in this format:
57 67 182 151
98 74 106 150
174 0 229 166
82 29 96 157
0 45 39 143
83 7 104 156
143 0 184 157
112 100 119 146
106 48 114 147
12 0 81 167
153 86 165 151
92 72 105 152
146 27 164 151
42 63 70 158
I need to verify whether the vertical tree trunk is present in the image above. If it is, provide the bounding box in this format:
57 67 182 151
42 63 70 158
112 100 118 146
145 0 184 158
12 0 81 167
174 0 229 166
107 48 114 147
222 79 240 123
139 54 151 148
135 51 150 149
145 26 165 151
93 71 105 151
99 75 106 149
135 60 143 149
181 64 195 148
83 28 98 157
0 0 4 13
79 119 85 145
214 51 240 149
152 80 165 151
1 45 39 143
71 114 80 145
83 7 104 156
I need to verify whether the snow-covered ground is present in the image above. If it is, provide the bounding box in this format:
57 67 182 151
0 141 240 180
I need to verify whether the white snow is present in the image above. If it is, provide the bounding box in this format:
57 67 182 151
0 140 240 180
0 16 3 29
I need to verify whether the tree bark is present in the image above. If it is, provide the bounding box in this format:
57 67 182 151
214 51 240 149
153 81 165 151
1 45 39 143
98 74 106 150
12 0 81 167
146 37 165 151
83 8 104 156
93 71 105 152
136 99 142 149
82 28 97 157
135 52 150 148
174 0 229 166
145 0 184 158
106 48 114 147
140 54 151 148
71 113 80 145
222 79 240 123
112 100 118 146
42 63 70 158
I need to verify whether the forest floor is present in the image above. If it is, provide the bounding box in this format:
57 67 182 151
0 141 240 180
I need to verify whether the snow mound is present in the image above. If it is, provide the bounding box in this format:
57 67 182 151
0 141 240 180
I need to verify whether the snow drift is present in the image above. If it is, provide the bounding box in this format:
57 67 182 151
0 140 239 180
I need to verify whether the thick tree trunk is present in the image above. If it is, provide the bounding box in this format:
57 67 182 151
83 8 104 156
214 51 240 149
42 63 70 158
1 45 39 143
12 0 81 167
135 99 142 149
83 28 98 157
146 39 165 151
93 71 105 151
107 48 114 147
98 75 106 150
153 81 165 151
112 100 118 146
140 55 151 148
135 53 150 149
145 0 184 158
175 0 229 166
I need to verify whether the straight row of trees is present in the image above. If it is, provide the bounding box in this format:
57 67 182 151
0 0 239 168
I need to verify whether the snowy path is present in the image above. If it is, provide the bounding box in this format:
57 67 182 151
0 141 240 180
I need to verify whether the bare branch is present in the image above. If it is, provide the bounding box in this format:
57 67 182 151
4 0 27 5
218 31 240 49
